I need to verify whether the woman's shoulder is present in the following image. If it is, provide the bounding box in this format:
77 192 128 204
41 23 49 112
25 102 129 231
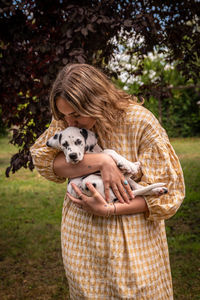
125 104 158 125
125 104 170 145
125 104 168 137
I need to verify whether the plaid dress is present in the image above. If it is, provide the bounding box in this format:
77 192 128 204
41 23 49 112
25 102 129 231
30 104 185 299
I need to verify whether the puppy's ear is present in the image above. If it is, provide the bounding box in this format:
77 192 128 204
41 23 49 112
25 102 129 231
85 130 98 149
80 128 88 142
46 132 62 149
59 133 62 144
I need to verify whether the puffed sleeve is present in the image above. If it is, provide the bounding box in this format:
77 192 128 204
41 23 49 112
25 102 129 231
137 116 185 221
30 118 67 183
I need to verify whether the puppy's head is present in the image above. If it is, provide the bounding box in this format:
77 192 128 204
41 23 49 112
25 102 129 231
46 127 97 164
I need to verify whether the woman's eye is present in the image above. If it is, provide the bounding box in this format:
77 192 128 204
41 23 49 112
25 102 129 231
58 113 65 119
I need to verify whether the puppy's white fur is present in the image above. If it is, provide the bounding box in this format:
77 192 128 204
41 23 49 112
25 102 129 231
47 127 168 202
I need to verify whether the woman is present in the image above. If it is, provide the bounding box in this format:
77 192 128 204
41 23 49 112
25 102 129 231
30 63 185 299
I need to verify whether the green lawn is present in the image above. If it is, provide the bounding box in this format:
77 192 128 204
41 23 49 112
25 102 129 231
0 136 200 299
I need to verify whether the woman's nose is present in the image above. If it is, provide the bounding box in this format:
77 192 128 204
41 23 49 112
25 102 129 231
64 116 76 126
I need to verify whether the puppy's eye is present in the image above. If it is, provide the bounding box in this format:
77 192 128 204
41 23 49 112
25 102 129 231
89 144 95 152
62 141 69 148
75 139 82 145
53 134 58 139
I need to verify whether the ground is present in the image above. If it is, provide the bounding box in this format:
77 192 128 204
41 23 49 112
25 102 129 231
0 136 199 299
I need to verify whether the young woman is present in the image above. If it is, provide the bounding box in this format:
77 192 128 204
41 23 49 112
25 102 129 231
30 63 185 299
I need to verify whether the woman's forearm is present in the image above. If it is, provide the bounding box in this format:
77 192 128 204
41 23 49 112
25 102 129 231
53 151 109 179
113 196 148 215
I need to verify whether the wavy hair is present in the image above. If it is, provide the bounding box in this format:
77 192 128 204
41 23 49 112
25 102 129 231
50 63 142 144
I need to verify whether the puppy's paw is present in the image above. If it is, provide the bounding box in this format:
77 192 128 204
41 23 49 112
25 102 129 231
120 161 141 176
152 187 168 196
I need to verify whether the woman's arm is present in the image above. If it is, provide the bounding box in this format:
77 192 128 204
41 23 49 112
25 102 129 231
54 152 134 203
112 196 148 215
53 152 110 178
67 182 148 216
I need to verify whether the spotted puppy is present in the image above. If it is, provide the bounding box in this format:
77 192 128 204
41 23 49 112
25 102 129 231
47 127 168 202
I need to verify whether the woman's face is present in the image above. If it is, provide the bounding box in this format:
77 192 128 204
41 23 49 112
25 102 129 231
56 97 96 129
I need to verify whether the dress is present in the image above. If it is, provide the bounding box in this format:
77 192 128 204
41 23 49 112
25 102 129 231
30 104 185 300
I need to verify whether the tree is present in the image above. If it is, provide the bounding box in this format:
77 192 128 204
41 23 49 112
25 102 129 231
114 53 200 137
0 0 200 176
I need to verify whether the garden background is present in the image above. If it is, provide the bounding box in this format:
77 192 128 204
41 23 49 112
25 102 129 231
0 1 200 299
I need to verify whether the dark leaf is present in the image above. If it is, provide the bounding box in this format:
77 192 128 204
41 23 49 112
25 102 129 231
81 27 88 36
43 75 50 86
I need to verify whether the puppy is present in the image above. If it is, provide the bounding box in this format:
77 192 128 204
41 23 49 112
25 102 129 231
47 127 168 202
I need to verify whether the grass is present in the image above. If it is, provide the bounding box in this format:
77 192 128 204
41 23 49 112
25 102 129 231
0 136 69 299
166 138 200 300
0 136 200 299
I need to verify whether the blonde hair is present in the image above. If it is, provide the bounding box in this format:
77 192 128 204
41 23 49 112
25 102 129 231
50 63 142 144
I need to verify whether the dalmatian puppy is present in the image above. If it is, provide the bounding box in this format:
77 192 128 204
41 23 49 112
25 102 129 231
46 127 140 174
47 127 168 202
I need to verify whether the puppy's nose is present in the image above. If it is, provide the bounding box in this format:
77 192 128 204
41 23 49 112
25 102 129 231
69 153 78 160
46 141 50 147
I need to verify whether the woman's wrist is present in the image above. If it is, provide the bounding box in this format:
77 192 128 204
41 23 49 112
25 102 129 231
105 196 148 216
104 203 116 217
98 153 116 171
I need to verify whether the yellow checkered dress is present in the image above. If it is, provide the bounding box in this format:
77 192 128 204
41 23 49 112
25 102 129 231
30 104 185 299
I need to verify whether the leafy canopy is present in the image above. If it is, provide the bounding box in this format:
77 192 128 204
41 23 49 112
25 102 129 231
0 0 199 176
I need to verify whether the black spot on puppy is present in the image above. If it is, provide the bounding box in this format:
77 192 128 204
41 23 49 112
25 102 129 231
63 141 69 148
75 139 82 145
85 145 89 152
59 133 62 144
80 128 88 142
89 145 95 152
53 134 58 139
117 163 123 168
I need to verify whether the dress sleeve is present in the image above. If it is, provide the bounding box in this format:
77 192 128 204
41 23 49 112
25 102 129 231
30 118 67 183
137 122 185 221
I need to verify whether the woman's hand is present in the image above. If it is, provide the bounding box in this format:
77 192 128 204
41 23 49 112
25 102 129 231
99 153 134 203
67 182 110 216
67 182 148 217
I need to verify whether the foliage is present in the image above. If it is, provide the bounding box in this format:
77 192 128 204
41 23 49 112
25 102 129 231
0 107 7 136
0 0 200 175
116 54 200 137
